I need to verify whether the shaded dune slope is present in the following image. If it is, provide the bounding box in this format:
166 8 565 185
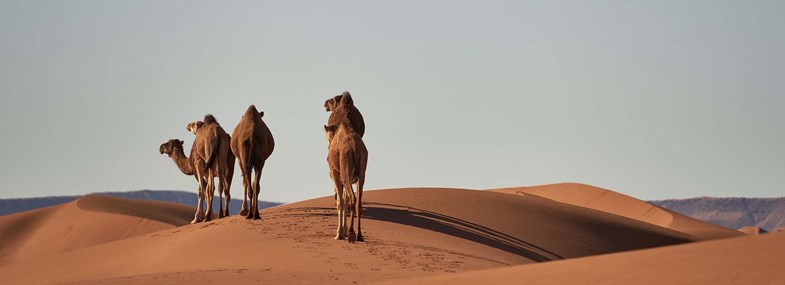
0 195 193 265
0 188 698 284
77 194 196 225
490 183 742 240
376 232 785 285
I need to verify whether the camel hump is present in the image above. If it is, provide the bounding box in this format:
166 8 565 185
340 91 354 106
203 114 218 125
245 105 259 116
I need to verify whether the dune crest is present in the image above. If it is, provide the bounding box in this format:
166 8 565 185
490 183 742 240
738 226 768 235
0 195 194 265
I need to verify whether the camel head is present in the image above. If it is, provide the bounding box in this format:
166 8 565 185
324 95 342 112
160 139 185 157
324 124 339 144
186 121 204 135
324 91 353 112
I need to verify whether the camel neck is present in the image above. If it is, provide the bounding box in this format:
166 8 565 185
171 148 195 175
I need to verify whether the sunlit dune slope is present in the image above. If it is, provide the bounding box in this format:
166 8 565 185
0 195 193 265
490 183 742 240
375 232 785 285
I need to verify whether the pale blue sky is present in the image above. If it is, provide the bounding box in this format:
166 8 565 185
1 1 783 202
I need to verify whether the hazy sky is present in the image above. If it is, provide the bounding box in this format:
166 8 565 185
1 1 783 202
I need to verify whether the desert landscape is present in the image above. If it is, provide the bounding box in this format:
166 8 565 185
2 184 783 284
2 1 784 284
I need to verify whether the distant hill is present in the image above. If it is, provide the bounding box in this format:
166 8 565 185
650 197 785 231
0 190 283 216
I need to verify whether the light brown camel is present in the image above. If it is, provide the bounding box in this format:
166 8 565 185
185 115 223 223
324 95 368 243
187 115 235 218
231 105 275 220
325 92 366 231
159 139 211 220
325 91 365 138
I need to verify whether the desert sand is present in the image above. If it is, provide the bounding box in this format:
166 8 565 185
738 226 768 235
375 230 785 285
0 185 776 284
0 195 193 266
490 183 742 240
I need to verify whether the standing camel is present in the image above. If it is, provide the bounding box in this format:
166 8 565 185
159 138 212 223
325 91 365 138
159 138 206 203
231 105 275 220
324 95 368 243
186 116 223 223
187 115 235 218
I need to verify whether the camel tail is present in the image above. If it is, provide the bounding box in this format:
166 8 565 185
340 151 356 188
357 146 367 184
246 130 255 169
204 133 220 170
353 142 367 185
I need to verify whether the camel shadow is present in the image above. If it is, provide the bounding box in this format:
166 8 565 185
279 203 563 262
362 202 563 262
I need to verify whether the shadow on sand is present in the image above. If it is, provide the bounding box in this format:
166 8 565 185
363 202 563 262
282 202 563 262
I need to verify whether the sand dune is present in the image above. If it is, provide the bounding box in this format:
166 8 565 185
0 188 698 284
738 226 768 235
490 183 742 240
376 232 785 285
0 195 194 265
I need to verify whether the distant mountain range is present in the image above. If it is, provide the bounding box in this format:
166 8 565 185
650 197 785 231
0 190 283 216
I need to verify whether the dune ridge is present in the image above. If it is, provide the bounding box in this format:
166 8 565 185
0 195 194 265
490 183 742 240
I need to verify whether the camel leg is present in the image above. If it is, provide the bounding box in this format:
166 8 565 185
251 164 263 220
340 194 348 240
245 168 257 220
223 180 231 217
192 175 206 224
346 183 357 243
240 172 249 216
356 177 365 242
241 164 254 220
218 179 224 219
331 176 345 240
236 151 250 217
203 173 215 222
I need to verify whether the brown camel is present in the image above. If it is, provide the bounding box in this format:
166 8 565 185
324 95 368 243
159 139 209 220
185 115 224 223
187 115 235 218
325 91 365 138
231 105 275 220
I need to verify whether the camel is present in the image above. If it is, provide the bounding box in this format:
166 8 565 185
159 139 209 221
325 91 365 138
182 114 225 223
231 105 275 220
187 115 235 218
325 92 366 226
324 95 368 243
